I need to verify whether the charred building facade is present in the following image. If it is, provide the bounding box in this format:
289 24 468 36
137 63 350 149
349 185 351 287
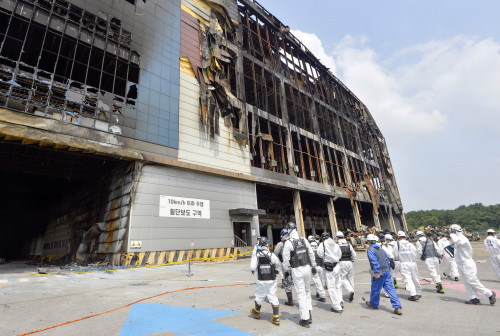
0 0 406 265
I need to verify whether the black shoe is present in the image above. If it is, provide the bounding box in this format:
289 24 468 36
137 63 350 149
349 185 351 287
417 295 422 299
489 291 496 305
299 319 310 328
349 292 354 302
331 308 343 314
454 277 459 281
340 301 344 308
318 297 326 302
408 295 419 301
443 272 447 277
316 292 319 298
465 298 481 305
285 292 294 306
308 310 312 324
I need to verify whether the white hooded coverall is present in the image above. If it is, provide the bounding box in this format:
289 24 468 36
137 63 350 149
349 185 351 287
316 237 343 311
309 240 326 299
450 232 493 300
416 237 442 285
393 239 422 296
384 240 400 279
437 237 459 279
251 247 281 306
337 238 356 296
282 230 317 320
484 235 500 280
274 240 293 293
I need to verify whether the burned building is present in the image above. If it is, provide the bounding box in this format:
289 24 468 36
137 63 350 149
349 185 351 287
0 0 406 265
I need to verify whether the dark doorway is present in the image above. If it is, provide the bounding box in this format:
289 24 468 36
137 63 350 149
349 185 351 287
233 221 252 246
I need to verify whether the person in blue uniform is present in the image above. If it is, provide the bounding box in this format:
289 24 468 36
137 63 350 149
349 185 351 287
365 234 402 315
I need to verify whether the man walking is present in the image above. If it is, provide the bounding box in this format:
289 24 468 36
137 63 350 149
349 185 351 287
449 224 496 305
308 235 327 302
437 232 459 281
274 229 294 306
317 232 343 314
365 234 402 315
383 234 400 288
393 231 422 301
416 230 444 294
336 231 356 303
282 222 317 328
484 229 500 280
250 237 281 326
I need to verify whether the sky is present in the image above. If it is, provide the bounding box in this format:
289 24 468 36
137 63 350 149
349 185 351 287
259 0 500 211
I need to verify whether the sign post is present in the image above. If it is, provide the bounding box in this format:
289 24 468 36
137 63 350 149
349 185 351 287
188 239 194 277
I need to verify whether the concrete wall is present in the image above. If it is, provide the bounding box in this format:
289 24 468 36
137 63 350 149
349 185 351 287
129 164 258 252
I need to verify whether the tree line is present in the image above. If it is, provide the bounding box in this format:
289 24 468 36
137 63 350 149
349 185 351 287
405 203 500 232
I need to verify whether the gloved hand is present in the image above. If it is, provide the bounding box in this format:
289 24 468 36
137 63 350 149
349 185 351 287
252 270 255 275
311 267 317 275
275 269 280 275
257 246 262 251
284 271 290 278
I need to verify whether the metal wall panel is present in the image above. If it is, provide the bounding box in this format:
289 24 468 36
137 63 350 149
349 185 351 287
129 164 259 251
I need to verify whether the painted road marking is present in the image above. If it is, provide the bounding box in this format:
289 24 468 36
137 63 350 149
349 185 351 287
119 303 254 336
442 281 500 295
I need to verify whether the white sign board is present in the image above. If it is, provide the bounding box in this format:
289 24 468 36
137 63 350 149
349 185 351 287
159 195 210 219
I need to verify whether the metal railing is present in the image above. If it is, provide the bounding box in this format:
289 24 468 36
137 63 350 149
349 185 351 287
234 235 248 248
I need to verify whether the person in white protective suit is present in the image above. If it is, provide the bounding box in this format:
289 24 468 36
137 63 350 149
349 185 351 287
437 232 459 281
415 230 445 294
449 224 496 305
250 237 281 326
308 235 327 302
274 229 294 306
484 229 500 280
393 231 422 301
316 232 343 314
282 222 317 328
383 234 400 288
336 231 356 304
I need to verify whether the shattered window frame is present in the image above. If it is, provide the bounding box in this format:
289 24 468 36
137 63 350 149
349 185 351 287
0 0 139 133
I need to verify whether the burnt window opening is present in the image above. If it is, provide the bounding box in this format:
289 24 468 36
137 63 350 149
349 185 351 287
248 114 289 174
0 2 140 133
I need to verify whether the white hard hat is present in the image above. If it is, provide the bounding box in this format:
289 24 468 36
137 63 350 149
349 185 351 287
384 234 393 241
450 224 462 232
367 234 378 242
397 231 406 237
308 235 315 242
416 230 424 237
487 229 496 233
336 231 344 238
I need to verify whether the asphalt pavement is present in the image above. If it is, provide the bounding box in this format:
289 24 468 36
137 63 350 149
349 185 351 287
0 242 498 336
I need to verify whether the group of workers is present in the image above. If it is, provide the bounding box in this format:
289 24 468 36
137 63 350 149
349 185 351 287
250 223 498 327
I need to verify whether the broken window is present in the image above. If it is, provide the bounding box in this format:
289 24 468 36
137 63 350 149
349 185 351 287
0 1 140 134
248 113 289 174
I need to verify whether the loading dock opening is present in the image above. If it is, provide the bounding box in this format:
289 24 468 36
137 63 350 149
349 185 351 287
0 138 132 260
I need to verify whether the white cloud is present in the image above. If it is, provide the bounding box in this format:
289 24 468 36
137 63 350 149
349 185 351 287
291 30 337 73
292 31 500 210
